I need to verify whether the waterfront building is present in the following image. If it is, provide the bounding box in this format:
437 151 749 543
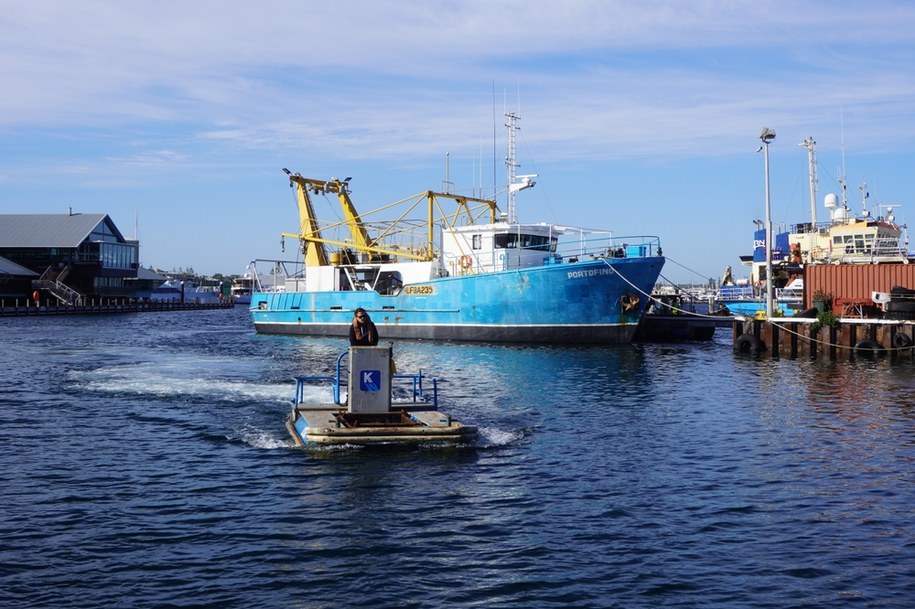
0 256 39 299
0 212 139 302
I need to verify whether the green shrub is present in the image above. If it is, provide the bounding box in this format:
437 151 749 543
810 310 838 334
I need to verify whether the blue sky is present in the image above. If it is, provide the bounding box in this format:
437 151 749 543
3 1 915 283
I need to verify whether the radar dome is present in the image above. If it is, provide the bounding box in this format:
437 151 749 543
832 206 848 223
824 193 838 209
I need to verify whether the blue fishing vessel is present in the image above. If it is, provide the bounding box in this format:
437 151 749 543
250 115 664 344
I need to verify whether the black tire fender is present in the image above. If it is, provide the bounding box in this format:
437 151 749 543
853 339 885 358
734 333 765 355
893 332 913 349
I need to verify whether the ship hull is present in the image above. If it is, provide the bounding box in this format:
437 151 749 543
251 257 665 344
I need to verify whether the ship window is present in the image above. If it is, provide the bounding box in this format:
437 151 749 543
472 234 482 250
495 234 517 249
376 271 403 295
493 233 557 251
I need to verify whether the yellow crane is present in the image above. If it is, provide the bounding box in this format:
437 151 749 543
281 171 375 267
280 170 500 267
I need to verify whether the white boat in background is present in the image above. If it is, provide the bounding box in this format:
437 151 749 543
231 274 254 305
151 279 226 304
232 261 284 304
718 277 804 317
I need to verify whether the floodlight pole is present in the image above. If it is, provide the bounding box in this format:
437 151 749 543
760 128 776 318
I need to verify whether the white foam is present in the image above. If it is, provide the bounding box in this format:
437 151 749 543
296 384 338 404
69 355 297 402
477 427 524 447
237 425 293 450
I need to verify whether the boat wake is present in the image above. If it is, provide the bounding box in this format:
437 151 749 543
69 353 521 451
234 422 293 450
237 424 522 452
69 355 292 403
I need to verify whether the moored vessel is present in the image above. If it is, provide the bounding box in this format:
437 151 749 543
250 115 665 344
721 136 911 317
151 279 227 304
230 276 253 305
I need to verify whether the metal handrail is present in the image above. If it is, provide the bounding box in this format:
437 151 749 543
292 349 437 407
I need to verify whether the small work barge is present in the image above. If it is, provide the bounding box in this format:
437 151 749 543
286 346 476 446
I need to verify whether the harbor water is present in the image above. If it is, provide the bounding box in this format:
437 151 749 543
2 308 914 608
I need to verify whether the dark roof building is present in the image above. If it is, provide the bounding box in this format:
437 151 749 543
0 255 39 299
0 212 139 302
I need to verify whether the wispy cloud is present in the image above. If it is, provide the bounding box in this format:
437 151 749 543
3 1 915 278
4 1 915 156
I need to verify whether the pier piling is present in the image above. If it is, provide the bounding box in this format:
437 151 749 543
0 298 234 317
732 317 914 361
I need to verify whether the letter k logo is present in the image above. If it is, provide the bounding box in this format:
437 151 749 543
359 369 381 392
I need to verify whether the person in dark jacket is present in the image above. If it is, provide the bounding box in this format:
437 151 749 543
349 307 379 346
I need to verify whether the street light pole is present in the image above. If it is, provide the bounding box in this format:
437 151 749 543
759 128 776 318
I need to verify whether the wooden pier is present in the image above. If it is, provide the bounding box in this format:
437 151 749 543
732 317 915 361
1 298 235 317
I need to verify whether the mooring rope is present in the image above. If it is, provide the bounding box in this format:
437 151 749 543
759 317 912 353
603 257 912 354
599 258 730 321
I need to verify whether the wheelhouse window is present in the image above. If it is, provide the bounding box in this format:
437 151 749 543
494 233 557 252
472 234 482 250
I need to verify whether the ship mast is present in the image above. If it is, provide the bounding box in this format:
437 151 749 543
505 111 520 223
801 137 817 228
801 137 818 264
504 111 536 223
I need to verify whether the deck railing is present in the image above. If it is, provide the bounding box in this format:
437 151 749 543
293 350 437 407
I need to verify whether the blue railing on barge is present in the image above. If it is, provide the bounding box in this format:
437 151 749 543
293 350 438 408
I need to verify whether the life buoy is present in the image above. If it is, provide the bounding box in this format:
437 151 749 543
459 255 472 269
893 332 913 349
733 333 765 355
853 339 885 358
